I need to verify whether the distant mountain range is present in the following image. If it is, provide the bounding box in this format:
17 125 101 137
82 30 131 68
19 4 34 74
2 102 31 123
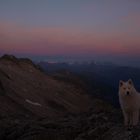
38 61 140 107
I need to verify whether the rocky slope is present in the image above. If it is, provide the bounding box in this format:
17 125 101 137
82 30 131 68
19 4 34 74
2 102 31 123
1 98 140 140
0 54 140 140
0 54 91 119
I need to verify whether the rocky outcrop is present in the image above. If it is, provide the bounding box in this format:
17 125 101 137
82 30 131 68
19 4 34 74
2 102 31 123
0 99 140 140
0 54 91 118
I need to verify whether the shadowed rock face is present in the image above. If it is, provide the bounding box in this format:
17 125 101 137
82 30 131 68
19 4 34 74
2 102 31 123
0 98 140 140
0 80 5 95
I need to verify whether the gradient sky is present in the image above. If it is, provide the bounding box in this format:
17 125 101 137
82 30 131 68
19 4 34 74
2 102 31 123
0 0 140 65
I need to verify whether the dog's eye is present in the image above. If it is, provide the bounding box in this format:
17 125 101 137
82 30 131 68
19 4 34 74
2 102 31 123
128 87 130 89
123 88 126 90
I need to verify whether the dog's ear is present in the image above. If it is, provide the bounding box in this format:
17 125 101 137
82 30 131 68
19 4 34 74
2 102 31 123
128 79 133 85
119 80 124 87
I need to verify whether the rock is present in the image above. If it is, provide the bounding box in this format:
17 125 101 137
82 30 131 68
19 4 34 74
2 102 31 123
1 54 140 140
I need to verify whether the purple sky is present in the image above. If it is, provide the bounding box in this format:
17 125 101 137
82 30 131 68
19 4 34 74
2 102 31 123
0 0 140 65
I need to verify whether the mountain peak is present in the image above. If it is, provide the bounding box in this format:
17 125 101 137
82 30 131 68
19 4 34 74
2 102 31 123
0 54 38 69
0 54 18 62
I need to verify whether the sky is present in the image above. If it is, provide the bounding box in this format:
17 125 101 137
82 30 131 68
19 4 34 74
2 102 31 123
0 0 140 65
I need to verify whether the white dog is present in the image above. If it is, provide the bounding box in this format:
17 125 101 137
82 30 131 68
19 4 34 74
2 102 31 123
119 79 140 126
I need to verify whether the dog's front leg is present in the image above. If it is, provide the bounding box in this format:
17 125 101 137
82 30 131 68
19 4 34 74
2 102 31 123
123 111 129 126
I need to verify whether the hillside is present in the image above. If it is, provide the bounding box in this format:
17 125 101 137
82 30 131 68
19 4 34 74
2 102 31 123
0 55 140 140
0 54 91 119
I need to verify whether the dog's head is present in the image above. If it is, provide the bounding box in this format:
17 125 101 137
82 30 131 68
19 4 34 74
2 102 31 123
119 79 135 96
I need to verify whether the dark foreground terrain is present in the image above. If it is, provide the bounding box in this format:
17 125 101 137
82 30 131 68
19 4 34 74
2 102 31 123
0 55 140 140
1 102 140 140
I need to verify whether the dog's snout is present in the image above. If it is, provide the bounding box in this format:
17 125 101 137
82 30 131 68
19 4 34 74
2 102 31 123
126 91 130 95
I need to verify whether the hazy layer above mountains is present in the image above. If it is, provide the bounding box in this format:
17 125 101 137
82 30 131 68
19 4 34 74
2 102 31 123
36 57 140 68
32 54 140 68
1 53 139 68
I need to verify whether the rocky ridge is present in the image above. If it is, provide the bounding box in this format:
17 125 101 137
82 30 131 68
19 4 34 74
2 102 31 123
0 55 140 140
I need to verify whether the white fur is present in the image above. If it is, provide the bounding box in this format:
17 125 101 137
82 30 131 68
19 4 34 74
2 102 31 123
119 79 140 126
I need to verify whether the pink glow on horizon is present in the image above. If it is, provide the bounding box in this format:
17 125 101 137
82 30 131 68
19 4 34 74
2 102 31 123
0 22 140 56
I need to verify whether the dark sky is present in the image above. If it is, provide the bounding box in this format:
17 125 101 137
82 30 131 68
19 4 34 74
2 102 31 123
0 0 140 66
